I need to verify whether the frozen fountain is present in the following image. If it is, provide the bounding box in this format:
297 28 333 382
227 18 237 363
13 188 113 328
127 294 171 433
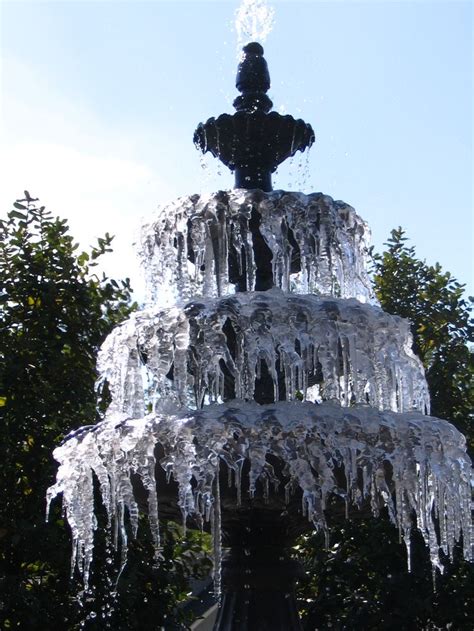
48 38 472 631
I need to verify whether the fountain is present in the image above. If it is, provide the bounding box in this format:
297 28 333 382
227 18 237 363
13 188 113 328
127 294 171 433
47 17 472 631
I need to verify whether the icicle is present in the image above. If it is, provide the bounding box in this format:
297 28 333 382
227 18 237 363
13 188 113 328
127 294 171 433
136 429 161 558
48 401 472 587
106 290 429 413
212 458 223 598
139 190 375 306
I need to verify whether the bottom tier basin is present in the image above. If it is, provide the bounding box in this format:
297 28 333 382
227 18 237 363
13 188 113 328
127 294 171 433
47 400 472 591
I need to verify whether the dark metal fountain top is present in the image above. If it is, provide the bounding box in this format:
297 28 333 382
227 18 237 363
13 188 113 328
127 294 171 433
193 42 315 192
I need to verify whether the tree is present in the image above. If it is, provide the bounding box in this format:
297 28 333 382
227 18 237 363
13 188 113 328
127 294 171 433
0 193 211 630
0 192 135 628
297 228 473 630
372 227 473 448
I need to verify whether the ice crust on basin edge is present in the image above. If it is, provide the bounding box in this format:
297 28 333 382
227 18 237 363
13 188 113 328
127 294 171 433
140 190 374 306
47 401 473 590
97 289 429 415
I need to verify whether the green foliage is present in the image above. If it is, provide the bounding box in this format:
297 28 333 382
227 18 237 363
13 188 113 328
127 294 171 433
297 519 473 631
0 193 211 630
296 227 473 630
0 193 136 629
371 227 473 447
81 516 212 630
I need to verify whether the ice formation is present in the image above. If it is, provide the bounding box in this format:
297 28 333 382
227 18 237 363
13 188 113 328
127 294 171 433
97 289 429 414
47 401 473 590
48 187 472 591
140 190 374 306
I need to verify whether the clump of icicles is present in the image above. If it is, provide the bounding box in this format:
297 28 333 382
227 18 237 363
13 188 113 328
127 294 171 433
139 190 375 306
47 400 473 593
97 289 430 416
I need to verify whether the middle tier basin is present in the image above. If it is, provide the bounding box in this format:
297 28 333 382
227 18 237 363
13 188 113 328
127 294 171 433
98 289 429 415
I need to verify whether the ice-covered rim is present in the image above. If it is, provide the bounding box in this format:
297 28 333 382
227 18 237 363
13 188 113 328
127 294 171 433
47 400 473 592
140 190 375 305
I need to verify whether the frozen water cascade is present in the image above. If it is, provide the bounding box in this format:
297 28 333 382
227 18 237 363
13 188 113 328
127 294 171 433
47 35 472 630
47 401 472 591
140 190 374 305
97 289 429 414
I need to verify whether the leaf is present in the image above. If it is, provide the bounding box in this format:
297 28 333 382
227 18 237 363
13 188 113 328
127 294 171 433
77 252 90 266
10 210 27 221
13 202 27 211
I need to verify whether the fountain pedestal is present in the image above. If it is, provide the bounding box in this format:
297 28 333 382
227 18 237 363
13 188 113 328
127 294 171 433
215 514 304 631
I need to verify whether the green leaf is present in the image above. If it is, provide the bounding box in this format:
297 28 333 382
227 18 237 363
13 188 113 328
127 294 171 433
77 251 90 266
9 210 27 220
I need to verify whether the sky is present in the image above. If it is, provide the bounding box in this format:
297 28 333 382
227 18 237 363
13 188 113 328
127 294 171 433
1 0 472 301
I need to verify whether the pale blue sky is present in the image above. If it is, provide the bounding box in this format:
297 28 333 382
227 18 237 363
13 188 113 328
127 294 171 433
1 0 472 299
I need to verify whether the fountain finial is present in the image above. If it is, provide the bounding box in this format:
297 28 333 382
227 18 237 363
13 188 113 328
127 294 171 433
233 42 272 113
194 42 315 192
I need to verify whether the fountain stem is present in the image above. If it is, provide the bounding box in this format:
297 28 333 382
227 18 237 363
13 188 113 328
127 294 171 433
214 514 304 631
234 164 272 192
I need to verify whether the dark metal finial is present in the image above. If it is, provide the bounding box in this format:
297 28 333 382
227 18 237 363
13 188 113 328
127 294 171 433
194 42 315 192
233 42 273 114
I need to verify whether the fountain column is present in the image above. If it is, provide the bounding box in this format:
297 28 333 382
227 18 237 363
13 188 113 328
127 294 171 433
194 42 315 629
215 515 304 630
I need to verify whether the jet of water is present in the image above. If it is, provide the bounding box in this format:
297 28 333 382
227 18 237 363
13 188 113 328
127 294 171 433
235 0 275 49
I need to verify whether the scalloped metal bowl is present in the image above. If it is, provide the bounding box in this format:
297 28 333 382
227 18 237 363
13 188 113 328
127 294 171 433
194 111 315 172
